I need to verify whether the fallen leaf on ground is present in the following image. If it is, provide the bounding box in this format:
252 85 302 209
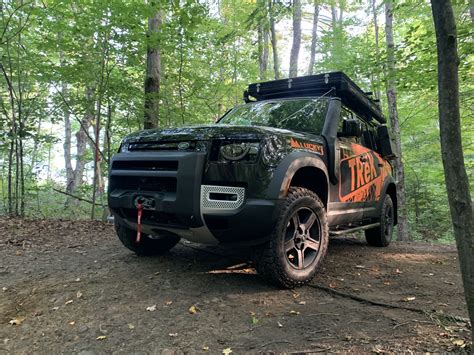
290 310 300 315
251 316 259 325
165 301 173 305
96 335 107 341
452 339 465 347
395 269 403 274
146 305 157 312
169 333 178 337
298 301 306 305
128 324 135 330
69 321 75 326
277 321 283 328
222 348 232 354
9 317 26 326
75 278 81 282
65 300 73 305
202 346 209 351
189 305 200 314
402 296 416 302
76 291 82 299
355 265 365 269
372 344 383 353
52 306 59 311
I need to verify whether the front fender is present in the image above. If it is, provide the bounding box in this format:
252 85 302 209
265 151 329 203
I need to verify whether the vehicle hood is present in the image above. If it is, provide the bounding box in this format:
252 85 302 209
122 124 307 143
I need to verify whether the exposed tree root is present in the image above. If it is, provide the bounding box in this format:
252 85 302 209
308 283 471 326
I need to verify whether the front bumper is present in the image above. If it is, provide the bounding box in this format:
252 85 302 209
108 151 279 246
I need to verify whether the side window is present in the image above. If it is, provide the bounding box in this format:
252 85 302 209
337 107 361 144
361 122 378 151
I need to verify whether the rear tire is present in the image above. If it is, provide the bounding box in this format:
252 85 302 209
115 222 180 256
365 195 394 247
256 187 329 288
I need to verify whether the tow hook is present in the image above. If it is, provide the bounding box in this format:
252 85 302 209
136 202 143 243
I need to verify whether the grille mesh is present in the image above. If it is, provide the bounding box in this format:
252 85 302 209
201 185 245 212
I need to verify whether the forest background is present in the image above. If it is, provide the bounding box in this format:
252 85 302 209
0 0 472 243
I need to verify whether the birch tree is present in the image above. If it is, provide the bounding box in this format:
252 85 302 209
144 3 162 129
385 0 408 241
307 1 319 75
289 0 302 77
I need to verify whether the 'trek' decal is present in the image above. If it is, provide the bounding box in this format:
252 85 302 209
290 138 324 155
339 143 390 203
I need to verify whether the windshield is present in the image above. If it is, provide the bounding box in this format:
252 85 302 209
219 98 329 134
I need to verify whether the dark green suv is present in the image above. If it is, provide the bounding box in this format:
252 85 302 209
108 72 397 288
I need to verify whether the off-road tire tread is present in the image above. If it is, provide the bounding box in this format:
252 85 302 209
256 187 329 289
115 223 180 256
365 195 393 247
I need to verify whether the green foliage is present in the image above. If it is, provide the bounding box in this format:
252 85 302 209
0 0 471 243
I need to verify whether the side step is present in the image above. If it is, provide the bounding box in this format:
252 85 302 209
329 222 380 236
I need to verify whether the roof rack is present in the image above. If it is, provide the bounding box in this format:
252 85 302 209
245 71 386 124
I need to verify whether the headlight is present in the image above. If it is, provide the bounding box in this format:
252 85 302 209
220 141 260 161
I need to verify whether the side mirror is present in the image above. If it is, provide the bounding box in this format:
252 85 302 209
376 125 396 159
342 119 362 137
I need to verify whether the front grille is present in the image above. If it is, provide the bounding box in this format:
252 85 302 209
112 160 178 171
109 176 177 193
128 141 196 151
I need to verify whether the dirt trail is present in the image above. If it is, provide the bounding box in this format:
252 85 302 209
0 217 471 353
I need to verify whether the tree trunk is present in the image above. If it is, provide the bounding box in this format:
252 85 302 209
257 0 268 81
268 0 280 80
431 0 474 342
289 0 302 78
144 6 162 129
307 1 319 75
384 0 409 241
372 0 381 102
258 25 269 80
60 46 74 197
72 87 94 196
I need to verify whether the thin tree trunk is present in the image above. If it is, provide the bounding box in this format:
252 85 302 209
385 0 408 241
144 6 162 129
257 0 269 80
268 0 280 79
72 87 94 196
372 0 381 102
307 1 319 75
0 62 16 215
60 45 74 197
431 0 474 341
289 0 302 78
263 29 269 77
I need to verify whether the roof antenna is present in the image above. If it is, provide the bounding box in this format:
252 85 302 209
324 73 329 84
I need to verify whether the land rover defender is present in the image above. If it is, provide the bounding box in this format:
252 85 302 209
108 72 397 288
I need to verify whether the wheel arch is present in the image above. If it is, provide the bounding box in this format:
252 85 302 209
266 152 329 208
386 182 398 225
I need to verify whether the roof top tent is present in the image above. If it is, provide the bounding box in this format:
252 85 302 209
244 71 386 125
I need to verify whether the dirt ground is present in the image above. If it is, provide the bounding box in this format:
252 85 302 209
0 217 471 354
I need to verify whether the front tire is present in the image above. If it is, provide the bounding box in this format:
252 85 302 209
115 222 180 256
365 195 394 247
256 187 329 288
